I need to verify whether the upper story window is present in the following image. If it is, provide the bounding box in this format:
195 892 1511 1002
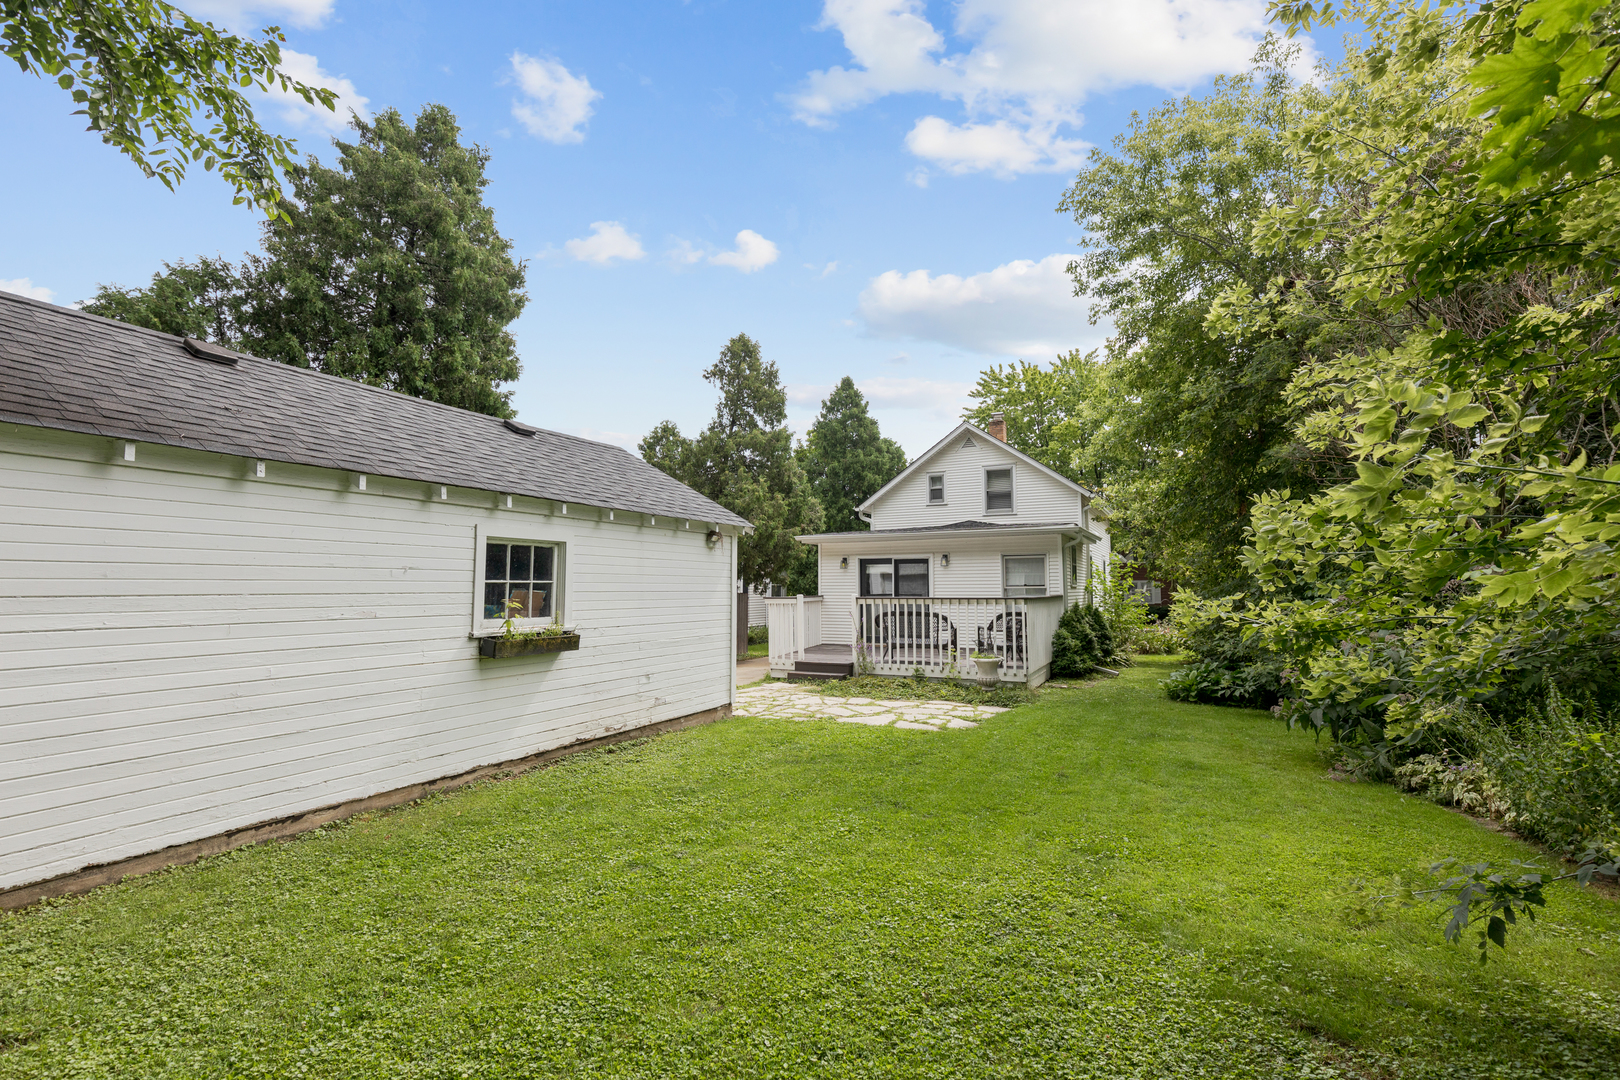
484 541 558 621
927 473 945 504
1003 555 1047 597
985 467 1014 513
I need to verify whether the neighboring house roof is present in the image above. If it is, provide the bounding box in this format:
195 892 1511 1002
0 291 751 530
798 519 1100 543
856 420 1096 513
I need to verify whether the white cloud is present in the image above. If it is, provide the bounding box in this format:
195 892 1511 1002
787 375 974 423
0 278 54 302
857 253 1106 357
667 239 706 266
268 49 368 133
709 230 779 273
857 376 976 413
179 0 333 30
793 0 1298 176
905 116 1087 177
564 221 646 265
510 52 601 143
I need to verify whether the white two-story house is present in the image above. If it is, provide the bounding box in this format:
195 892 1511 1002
767 413 1108 688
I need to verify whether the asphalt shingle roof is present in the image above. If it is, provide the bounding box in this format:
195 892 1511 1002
0 291 750 529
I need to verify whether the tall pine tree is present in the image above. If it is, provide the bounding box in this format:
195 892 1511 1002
639 334 822 592
798 377 907 533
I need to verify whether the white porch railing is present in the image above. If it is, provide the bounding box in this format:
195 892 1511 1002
851 596 1064 682
765 595 823 667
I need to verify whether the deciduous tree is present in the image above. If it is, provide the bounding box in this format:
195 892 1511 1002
1056 41 1329 590
1 0 336 212
963 350 1110 488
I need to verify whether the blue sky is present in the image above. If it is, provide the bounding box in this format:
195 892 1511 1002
0 0 1319 457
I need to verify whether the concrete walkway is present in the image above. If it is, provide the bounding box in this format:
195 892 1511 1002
734 680 1008 730
736 655 771 684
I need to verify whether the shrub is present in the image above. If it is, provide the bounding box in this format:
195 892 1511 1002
1051 603 1104 678
1476 690 1620 858
1093 552 1150 653
1162 658 1285 709
1084 605 1115 663
1163 594 1285 709
1133 620 1182 655
1393 753 1513 819
747 623 768 646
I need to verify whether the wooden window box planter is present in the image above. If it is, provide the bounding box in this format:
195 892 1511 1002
478 633 581 659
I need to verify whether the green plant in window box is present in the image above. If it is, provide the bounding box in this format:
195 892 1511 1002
482 599 580 658
499 598 535 642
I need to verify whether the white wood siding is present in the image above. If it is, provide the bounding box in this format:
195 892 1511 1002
814 533 1064 645
867 435 1084 530
0 424 736 892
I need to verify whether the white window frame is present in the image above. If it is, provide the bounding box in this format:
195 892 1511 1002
926 472 947 505
1002 553 1047 597
984 464 1016 515
859 556 930 598
471 523 569 636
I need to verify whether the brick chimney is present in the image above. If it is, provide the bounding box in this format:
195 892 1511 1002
986 411 1007 442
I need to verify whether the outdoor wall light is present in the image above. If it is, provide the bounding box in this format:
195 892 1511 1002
839 556 849 570
706 529 722 547
941 553 950 567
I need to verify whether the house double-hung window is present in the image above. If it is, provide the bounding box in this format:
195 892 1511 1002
985 467 1014 512
927 473 945 504
484 541 558 620
1003 555 1046 597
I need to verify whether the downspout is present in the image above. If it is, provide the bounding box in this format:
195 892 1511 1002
728 530 739 709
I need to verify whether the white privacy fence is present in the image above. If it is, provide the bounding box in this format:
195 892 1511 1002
765 595 822 667
851 596 1063 681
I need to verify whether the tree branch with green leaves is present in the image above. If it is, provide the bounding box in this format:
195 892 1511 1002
2 0 337 213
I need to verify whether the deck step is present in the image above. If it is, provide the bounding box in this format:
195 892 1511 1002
791 660 854 678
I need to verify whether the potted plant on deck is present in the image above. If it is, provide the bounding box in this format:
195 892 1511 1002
970 651 1001 687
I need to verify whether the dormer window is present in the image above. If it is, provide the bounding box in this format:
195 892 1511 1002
985 467 1014 513
927 473 945 504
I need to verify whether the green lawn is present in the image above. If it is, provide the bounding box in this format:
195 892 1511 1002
3 658 1617 1078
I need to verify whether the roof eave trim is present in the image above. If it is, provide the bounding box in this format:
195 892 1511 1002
797 522 1097 543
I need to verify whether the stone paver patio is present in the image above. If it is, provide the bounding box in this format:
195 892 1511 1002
734 681 1009 730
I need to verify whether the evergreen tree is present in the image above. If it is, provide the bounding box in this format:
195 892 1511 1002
639 334 823 592
798 377 908 533
80 105 528 418
82 257 245 343
1050 603 1102 678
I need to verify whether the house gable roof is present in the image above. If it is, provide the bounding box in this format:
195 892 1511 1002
0 290 751 529
857 420 1094 513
